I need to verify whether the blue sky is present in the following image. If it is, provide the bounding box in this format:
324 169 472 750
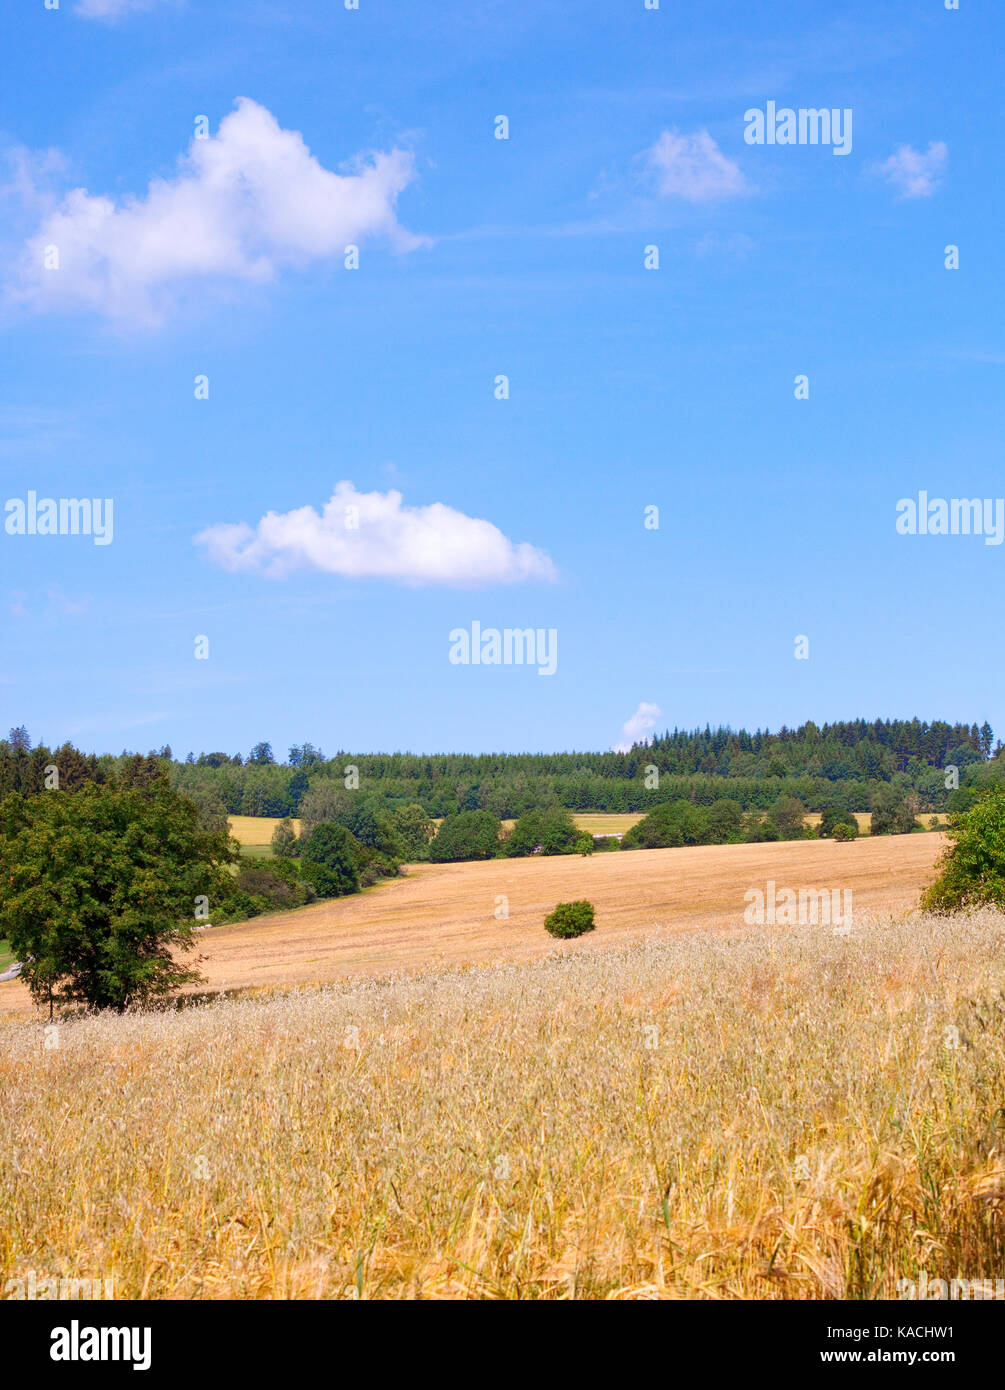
1 0 1001 757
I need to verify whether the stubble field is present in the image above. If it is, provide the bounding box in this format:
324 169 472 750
0 832 946 1011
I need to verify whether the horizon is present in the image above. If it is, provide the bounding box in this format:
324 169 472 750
6 711 995 763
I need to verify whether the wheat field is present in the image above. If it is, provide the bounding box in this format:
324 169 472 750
2 907 1004 1300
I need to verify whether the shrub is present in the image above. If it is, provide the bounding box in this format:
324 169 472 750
575 835 595 856
832 821 858 842
353 844 401 888
544 900 596 939
221 889 260 922
921 786 1005 912
233 856 311 913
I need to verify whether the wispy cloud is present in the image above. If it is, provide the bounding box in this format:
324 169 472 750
642 130 749 203
47 585 89 617
195 482 557 588
7 586 90 618
8 98 426 325
695 231 755 259
614 701 662 753
876 141 947 198
75 0 172 20
0 405 80 457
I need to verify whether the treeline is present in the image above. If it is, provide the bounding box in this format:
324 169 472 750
1 718 1001 820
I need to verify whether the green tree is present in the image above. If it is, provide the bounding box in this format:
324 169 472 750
921 787 1005 911
288 742 325 768
297 781 353 835
623 800 713 849
768 795 808 840
705 799 744 843
178 780 229 834
575 835 594 856
392 804 436 860
504 806 579 857
0 780 235 1012
870 783 919 836
429 810 501 862
832 821 858 842
742 810 780 844
298 822 361 899
819 806 860 838
271 817 298 858
946 786 980 813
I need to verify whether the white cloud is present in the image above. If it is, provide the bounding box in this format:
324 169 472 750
194 482 557 588
76 0 164 16
644 130 748 202
614 701 662 753
876 142 947 198
10 98 425 324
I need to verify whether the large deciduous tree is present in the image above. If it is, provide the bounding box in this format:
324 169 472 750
298 822 361 898
0 779 236 1012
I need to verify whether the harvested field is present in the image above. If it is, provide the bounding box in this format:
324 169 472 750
0 831 946 1015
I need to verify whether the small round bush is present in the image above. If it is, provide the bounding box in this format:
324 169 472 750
544 899 596 939
575 835 595 857
833 820 858 842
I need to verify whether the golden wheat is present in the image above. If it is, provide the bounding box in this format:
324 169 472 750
2 909 1004 1300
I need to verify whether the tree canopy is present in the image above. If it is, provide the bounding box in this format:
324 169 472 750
921 787 1005 912
428 810 501 862
0 779 235 1011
